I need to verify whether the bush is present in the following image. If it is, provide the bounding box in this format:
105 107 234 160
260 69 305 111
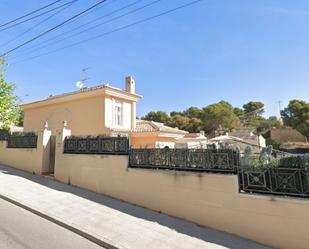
275 154 309 169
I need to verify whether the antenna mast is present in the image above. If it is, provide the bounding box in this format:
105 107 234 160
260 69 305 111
75 66 91 89
277 100 282 118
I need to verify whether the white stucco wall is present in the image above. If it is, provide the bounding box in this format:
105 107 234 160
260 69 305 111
105 97 132 130
122 102 131 130
105 98 113 128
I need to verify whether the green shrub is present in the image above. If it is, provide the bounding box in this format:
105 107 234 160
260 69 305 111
276 154 309 169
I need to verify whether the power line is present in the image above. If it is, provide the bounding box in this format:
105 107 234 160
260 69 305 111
238 107 265 118
11 0 161 60
0 0 108 57
10 0 144 59
1 0 77 47
0 0 78 33
0 0 64 28
11 0 204 65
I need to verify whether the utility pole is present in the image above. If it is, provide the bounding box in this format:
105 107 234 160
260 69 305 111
277 100 282 118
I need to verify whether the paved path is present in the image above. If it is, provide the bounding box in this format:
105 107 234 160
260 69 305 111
0 165 271 249
0 198 104 249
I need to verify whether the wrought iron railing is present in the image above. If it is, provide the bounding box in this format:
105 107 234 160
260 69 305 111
238 166 309 198
0 129 9 141
129 148 239 173
64 135 130 155
7 132 38 148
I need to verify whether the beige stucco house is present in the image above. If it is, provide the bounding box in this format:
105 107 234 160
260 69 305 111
21 76 205 148
21 77 142 135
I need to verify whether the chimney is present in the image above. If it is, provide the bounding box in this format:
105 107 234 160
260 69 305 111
125 76 135 94
200 130 205 137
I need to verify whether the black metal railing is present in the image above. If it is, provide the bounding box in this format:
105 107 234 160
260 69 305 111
7 132 38 148
64 136 130 155
0 129 9 141
238 166 309 198
129 148 239 173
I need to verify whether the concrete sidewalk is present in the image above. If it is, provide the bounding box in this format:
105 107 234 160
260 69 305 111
0 165 270 249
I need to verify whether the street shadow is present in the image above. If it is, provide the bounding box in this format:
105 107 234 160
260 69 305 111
0 164 270 249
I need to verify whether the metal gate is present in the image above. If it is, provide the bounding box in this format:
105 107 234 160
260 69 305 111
49 136 56 174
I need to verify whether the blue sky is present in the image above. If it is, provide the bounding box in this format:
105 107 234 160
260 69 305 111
1 0 309 118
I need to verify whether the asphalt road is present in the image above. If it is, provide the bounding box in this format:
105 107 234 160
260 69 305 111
0 198 104 249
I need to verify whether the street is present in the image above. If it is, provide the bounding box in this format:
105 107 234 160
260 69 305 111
0 198 104 249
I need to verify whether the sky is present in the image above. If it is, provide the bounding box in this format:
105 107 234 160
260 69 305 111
0 0 309 118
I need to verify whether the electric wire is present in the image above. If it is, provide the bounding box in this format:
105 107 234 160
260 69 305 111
1 0 77 47
0 0 63 28
9 0 144 59
11 0 161 60
0 0 108 57
11 0 204 65
0 1 73 32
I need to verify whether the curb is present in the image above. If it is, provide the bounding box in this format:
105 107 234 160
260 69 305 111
0 193 120 249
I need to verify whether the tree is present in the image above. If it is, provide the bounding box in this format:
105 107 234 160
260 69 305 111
241 101 265 129
243 101 264 116
182 106 203 119
165 115 190 131
142 111 169 123
256 116 281 133
233 107 244 117
170 111 183 117
166 115 203 133
201 101 239 136
281 99 309 137
0 58 21 129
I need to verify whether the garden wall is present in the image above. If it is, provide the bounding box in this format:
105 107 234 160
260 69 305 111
54 129 309 249
0 130 51 174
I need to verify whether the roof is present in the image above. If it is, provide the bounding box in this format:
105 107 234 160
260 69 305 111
269 127 306 144
132 120 188 134
229 129 254 138
210 135 243 142
21 84 143 109
184 133 205 138
176 133 208 143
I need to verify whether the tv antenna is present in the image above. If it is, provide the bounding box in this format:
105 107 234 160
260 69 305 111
75 66 91 89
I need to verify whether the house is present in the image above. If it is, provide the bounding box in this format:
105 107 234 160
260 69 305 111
175 131 208 149
131 120 188 148
210 132 265 153
264 127 307 144
229 128 266 148
21 76 207 148
21 76 142 135
264 127 308 153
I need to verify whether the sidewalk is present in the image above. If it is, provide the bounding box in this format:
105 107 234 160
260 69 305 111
0 165 270 249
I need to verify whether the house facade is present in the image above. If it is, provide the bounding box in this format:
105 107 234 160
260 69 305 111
21 77 142 135
229 128 266 148
21 76 207 148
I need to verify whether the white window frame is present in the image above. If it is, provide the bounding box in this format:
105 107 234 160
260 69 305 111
112 99 123 128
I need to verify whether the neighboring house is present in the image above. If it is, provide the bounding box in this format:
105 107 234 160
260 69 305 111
131 120 188 148
264 127 307 144
175 131 208 149
21 77 142 135
210 132 265 153
229 128 266 148
264 127 308 153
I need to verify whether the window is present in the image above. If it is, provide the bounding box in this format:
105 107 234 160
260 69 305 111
114 100 123 127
